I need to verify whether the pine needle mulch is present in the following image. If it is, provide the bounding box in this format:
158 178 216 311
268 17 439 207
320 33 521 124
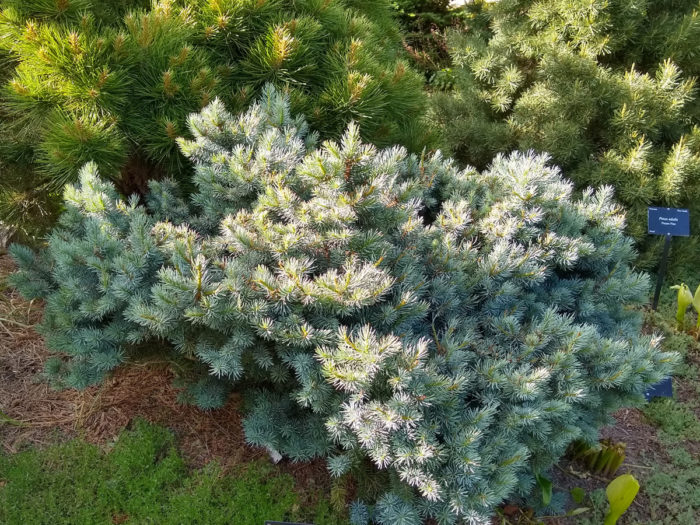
0 255 330 498
6 250 694 523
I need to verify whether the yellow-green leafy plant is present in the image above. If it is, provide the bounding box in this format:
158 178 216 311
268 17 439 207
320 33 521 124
604 474 639 525
670 283 700 329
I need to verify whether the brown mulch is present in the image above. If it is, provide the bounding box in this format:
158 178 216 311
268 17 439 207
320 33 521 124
600 408 668 467
0 254 246 464
0 255 331 500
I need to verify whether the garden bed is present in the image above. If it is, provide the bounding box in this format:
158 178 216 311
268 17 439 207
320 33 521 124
1 253 699 524
0 255 336 519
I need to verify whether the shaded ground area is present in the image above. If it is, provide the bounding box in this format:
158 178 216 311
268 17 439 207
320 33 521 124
0 254 248 464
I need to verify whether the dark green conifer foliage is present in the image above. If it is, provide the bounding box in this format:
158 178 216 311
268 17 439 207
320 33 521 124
11 87 677 523
0 0 427 235
390 1 456 74
432 0 700 255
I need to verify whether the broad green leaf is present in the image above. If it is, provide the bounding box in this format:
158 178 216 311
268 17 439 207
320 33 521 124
604 474 639 525
693 284 700 327
671 284 693 328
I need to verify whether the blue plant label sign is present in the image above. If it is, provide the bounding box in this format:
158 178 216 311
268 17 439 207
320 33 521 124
648 207 690 236
644 377 673 401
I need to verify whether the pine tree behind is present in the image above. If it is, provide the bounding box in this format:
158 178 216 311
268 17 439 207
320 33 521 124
11 86 677 523
0 0 428 237
432 0 700 263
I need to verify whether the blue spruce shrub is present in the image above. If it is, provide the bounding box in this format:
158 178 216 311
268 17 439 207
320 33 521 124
9 168 162 388
11 86 677 523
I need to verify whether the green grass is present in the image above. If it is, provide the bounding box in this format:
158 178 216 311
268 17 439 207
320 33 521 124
642 398 700 443
0 419 346 525
640 447 700 524
634 297 700 523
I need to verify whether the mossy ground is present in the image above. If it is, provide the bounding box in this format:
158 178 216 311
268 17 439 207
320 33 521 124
0 418 345 524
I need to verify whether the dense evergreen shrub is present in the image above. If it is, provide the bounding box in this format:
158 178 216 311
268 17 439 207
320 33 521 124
11 87 676 523
432 0 700 252
0 0 426 234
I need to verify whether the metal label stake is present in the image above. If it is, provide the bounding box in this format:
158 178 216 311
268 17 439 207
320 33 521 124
646 206 689 400
652 233 672 311
647 206 690 311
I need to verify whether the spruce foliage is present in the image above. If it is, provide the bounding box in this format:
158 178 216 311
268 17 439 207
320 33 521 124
11 87 676 523
432 0 700 251
0 0 427 235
